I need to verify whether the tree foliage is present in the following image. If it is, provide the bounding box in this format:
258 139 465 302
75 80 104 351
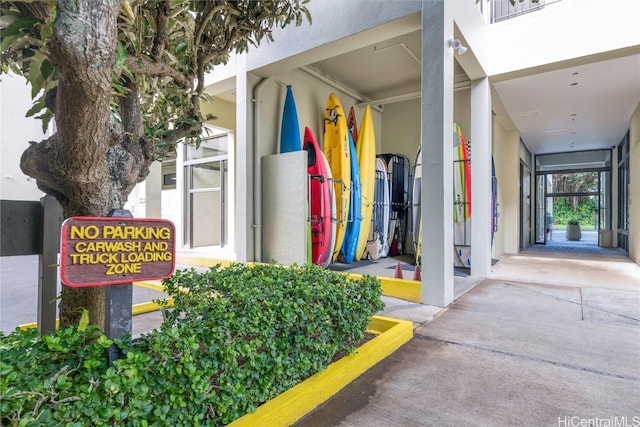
1 0 310 328
1 0 309 215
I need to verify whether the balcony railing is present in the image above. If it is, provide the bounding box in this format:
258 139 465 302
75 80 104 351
491 0 562 23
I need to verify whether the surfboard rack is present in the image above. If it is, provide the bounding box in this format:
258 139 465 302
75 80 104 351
333 178 350 225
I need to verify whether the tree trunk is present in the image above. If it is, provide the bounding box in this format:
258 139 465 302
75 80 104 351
19 0 142 329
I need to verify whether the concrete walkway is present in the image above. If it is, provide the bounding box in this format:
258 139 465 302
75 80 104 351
2 248 639 426
296 250 640 426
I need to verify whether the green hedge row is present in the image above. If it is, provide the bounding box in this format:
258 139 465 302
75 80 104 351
1 263 384 426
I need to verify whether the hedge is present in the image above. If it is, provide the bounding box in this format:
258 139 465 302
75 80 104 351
1 263 384 426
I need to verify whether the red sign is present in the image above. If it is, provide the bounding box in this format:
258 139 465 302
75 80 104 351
60 217 176 287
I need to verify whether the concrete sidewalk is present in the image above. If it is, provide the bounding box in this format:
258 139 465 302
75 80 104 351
296 252 640 426
2 250 639 426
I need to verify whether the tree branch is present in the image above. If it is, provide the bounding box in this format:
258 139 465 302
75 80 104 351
151 0 171 60
193 5 238 69
160 122 202 149
125 56 193 90
13 1 52 22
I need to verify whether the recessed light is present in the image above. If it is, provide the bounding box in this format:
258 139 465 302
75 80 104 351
570 113 577 116
572 72 579 76
545 129 567 135
512 111 539 118
570 82 579 86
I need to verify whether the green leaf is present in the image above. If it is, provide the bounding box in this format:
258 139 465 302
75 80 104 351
40 58 53 80
25 99 45 118
78 309 89 332
0 34 20 52
0 16 42 39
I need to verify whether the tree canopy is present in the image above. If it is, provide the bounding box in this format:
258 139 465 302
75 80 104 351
2 0 310 216
1 0 310 327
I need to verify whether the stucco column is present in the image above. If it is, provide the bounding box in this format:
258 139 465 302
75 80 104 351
145 161 162 218
470 77 492 276
421 0 454 307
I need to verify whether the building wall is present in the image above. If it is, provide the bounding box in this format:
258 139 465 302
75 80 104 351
488 0 640 77
201 97 236 133
0 75 48 202
493 118 521 255
629 103 640 263
246 1 421 73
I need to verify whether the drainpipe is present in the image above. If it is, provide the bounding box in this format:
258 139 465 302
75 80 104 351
251 76 274 262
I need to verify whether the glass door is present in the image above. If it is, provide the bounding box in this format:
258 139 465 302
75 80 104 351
534 173 545 244
183 133 228 249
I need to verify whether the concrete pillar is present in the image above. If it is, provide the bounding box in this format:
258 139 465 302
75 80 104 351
470 77 492 277
420 0 454 307
145 161 162 218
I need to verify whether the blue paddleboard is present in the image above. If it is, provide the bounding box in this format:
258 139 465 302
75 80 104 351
340 132 361 263
280 85 301 153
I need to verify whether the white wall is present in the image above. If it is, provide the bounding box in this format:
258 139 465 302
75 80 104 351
488 0 640 77
247 1 421 73
493 119 521 255
381 99 420 162
0 75 48 201
252 68 383 160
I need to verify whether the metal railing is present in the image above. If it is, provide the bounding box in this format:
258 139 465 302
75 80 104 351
491 0 563 23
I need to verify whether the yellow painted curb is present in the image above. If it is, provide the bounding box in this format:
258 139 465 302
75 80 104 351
131 298 174 315
133 280 165 292
18 298 174 330
228 315 413 427
347 273 421 303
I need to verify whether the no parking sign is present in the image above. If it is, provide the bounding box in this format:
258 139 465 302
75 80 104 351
60 217 176 287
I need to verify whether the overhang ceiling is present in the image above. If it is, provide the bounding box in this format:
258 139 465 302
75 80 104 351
214 29 639 161
306 32 640 157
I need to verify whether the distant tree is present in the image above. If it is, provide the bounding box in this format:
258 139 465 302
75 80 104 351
1 0 310 328
552 172 598 211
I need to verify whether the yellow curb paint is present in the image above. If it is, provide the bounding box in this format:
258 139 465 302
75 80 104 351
228 315 413 427
131 298 174 315
347 273 421 303
17 298 174 330
133 280 165 292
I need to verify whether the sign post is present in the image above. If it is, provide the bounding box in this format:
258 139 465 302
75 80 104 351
59 211 175 363
104 209 133 364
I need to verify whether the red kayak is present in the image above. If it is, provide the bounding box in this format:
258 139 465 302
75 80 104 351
304 127 333 266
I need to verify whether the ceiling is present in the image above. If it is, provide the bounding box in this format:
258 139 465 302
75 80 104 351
305 31 640 157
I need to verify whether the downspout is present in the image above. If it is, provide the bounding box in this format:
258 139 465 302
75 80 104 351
252 76 274 262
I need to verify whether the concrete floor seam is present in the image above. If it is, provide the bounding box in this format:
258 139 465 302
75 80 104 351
504 282 640 323
415 335 640 383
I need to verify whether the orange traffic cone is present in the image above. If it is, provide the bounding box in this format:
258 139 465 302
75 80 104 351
394 262 404 279
412 265 421 281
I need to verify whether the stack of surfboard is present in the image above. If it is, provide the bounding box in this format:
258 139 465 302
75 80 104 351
320 94 377 265
410 124 474 267
376 153 411 258
453 123 472 268
279 88 485 270
281 91 376 266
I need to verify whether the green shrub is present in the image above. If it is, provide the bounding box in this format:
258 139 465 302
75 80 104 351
567 217 580 225
1 263 384 426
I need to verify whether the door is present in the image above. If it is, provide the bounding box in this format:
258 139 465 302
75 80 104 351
520 163 532 249
183 133 228 249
